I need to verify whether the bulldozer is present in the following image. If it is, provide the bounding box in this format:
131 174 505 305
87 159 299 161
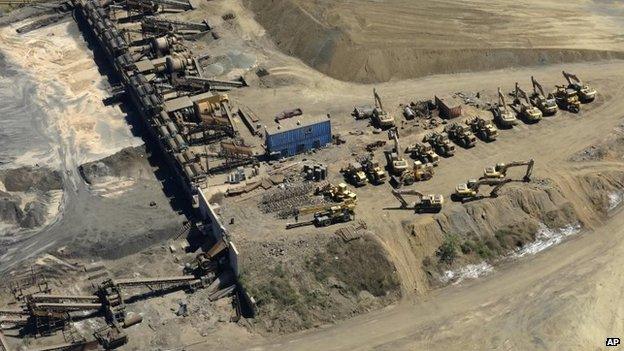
405 142 440 166
391 189 443 213
512 83 542 123
358 154 387 184
553 85 581 113
492 87 518 128
287 201 355 229
530 76 558 115
481 159 534 182
385 128 409 176
341 162 368 187
445 123 477 148
562 71 596 103
465 116 498 142
371 88 395 128
316 182 357 203
413 161 434 181
423 132 455 157
452 178 513 202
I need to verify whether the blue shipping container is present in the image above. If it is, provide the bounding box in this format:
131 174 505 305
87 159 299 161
265 117 332 158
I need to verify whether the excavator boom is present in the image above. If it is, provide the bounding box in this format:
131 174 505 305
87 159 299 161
373 88 383 110
531 76 546 97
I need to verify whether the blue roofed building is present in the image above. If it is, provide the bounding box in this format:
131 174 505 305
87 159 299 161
265 115 332 158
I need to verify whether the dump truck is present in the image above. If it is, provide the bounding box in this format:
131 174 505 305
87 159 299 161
423 132 456 157
481 159 534 182
512 83 542 123
386 128 409 175
358 154 387 184
530 76 558 115
445 123 477 148
371 88 395 128
452 178 513 202
553 85 581 113
492 87 518 128
341 162 368 187
405 142 440 166
465 116 498 141
316 183 357 202
287 202 354 229
391 189 443 213
562 71 596 103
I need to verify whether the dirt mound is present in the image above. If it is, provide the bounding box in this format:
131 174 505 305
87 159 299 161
245 0 624 82
79 145 151 184
238 234 400 334
0 166 62 192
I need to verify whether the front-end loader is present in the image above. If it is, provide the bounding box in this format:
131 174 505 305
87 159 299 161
553 85 581 113
405 142 440 166
465 116 498 141
341 161 368 187
358 154 387 184
445 123 477 148
423 132 456 157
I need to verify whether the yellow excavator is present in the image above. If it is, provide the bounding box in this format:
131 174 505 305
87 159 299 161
481 159 534 182
562 71 596 103
287 201 355 229
512 83 542 123
391 189 443 213
372 88 395 128
452 178 513 202
492 87 518 128
530 76 558 115
386 128 409 176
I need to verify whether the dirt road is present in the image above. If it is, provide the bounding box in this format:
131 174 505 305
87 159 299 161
237 204 624 350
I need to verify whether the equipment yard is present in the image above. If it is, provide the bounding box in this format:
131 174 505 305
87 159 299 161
0 0 623 350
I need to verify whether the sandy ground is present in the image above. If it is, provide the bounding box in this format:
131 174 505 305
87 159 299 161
240 205 624 351
245 0 624 82
3 0 624 349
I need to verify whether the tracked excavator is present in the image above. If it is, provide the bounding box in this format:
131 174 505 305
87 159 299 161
562 71 596 103
392 189 444 213
445 123 477 148
481 159 534 182
405 142 440 166
453 178 513 202
371 88 396 128
512 83 542 123
465 116 498 141
423 132 455 157
530 76 558 115
385 128 409 176
358 154 387 184
391 189 443 213
492 87 518 128
287 201 354 229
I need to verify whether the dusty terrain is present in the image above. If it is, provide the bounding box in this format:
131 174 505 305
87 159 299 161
1 0 624 350
245 0 624 82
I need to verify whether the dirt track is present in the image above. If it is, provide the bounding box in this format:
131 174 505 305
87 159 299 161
241 205 624 351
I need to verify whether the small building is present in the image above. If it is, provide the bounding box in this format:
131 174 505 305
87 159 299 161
435 95 462 119
265 116 332 158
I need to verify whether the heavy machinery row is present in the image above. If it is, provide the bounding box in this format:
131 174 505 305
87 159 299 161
287 71 596 230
